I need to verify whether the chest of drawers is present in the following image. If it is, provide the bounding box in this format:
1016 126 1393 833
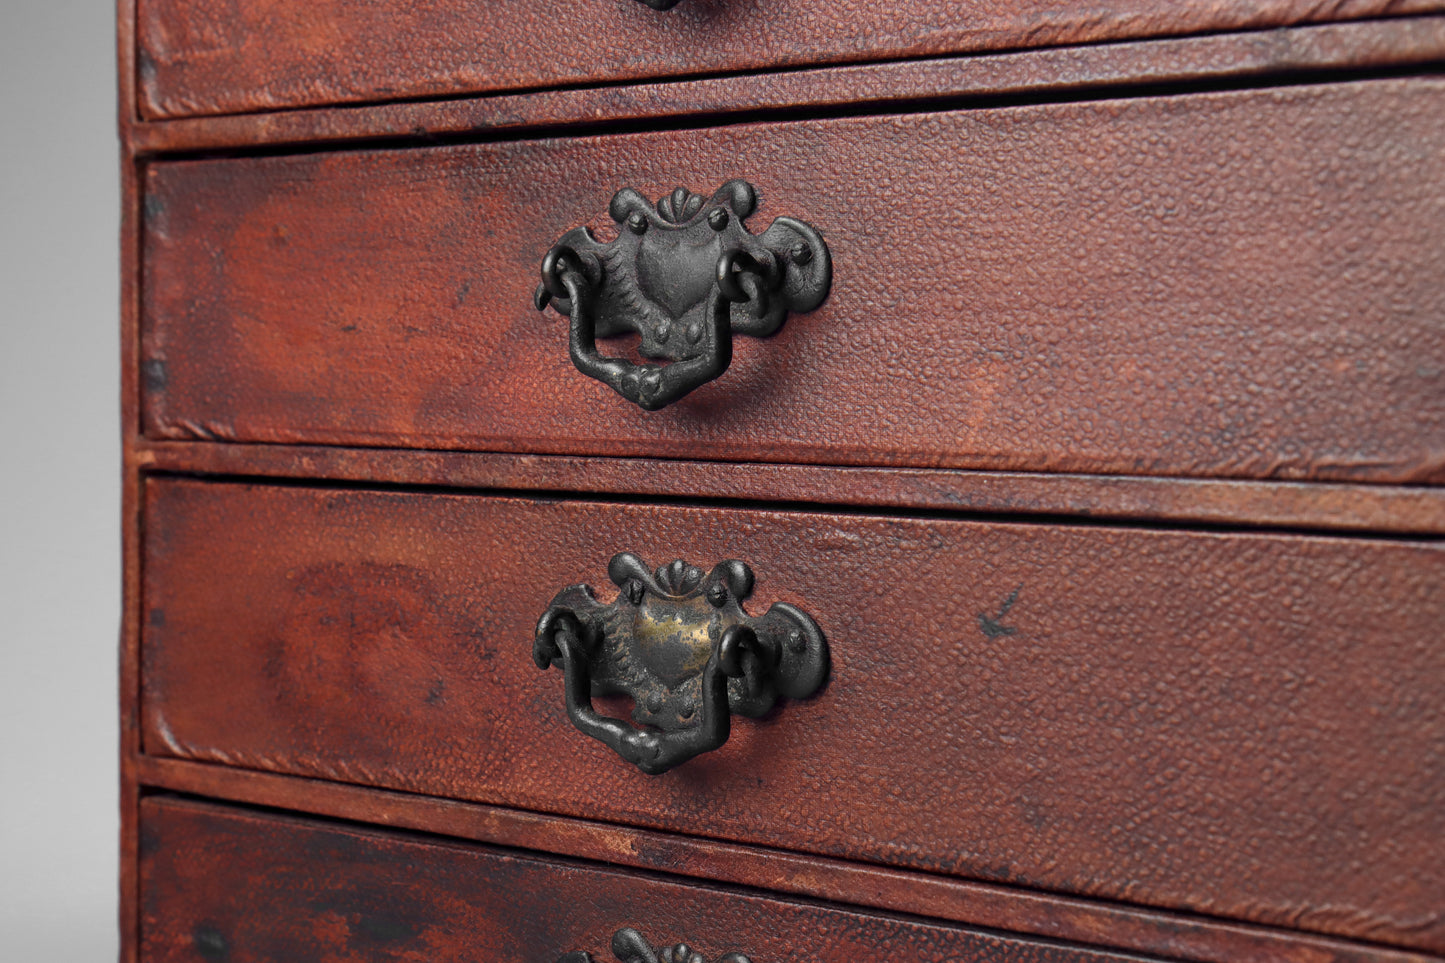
119 3 1445 962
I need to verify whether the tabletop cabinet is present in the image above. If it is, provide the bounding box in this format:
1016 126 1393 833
119 3 1445 961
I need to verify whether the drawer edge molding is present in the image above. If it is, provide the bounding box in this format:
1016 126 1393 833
133 757 1439 963
134 441 1445 535
124 17 1445 156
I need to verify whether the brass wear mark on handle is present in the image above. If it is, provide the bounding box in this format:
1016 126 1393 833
533 553 828 774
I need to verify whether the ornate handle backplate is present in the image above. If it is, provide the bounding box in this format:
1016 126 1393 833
535 180 831 410
560 928 753 963
533 553 827 775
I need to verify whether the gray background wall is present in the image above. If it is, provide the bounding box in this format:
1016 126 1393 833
1 0 122 959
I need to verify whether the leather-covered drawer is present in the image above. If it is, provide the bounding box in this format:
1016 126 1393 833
141 79 1445 484
135 0 1440 120
140 478 1445 952
140 795 1152 963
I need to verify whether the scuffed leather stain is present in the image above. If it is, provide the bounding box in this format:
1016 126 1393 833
265 561 461 714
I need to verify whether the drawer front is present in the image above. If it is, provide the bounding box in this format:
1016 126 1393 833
141 80 1445 484
141 796 1145 963
135 0 1440 120
140 479 1445 951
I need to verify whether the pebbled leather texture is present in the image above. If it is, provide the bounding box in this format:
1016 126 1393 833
141 797 1153 963
140 479 1445 953
141 81 1445 483
137 0 1444 118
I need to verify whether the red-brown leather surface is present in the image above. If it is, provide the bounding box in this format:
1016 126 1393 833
141 80 1445 483
141 479 1445 951
139 796 1149 962
135 0 1443 118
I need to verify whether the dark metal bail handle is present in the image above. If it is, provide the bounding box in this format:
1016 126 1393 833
559 928 754 963
547 263 736 413
533 553 828 775
535 181 831 411
532 611 755 774
634 0 684 8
